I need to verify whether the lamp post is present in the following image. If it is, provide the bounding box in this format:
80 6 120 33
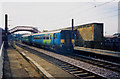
4 14 8 49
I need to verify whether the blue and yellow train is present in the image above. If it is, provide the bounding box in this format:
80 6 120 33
21 30 75 52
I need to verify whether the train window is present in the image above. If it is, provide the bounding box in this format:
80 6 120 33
55 34 56 39
51 35 52 39
46 36 49 39
45 35 49 39
35 36 38 39
39 36 41 39
45 36 46 39
43 36 45 39
35 36 37 39
54 34 56 39
54 34 57 39
38 36 40 39
40 36 42 39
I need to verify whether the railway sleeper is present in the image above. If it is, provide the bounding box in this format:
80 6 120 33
70 70 83 74
74 72 89 77
82 75 96 79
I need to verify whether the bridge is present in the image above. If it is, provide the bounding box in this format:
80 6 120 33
9 26 40 34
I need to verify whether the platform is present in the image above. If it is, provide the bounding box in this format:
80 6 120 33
3 46 41 78
3 43 76 79
15 45 76 79
74 46 120 58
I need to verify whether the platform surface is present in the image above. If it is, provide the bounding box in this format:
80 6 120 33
3 43 76 79
74 46 120 57
3 46 42 78
15 45 76 79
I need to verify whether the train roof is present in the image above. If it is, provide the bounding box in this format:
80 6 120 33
22 30 72 37
31 30 62 36
22 34 31 37
22 30 62 37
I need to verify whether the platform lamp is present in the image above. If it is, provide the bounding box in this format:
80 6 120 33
72 19 74 31
4 14 8 49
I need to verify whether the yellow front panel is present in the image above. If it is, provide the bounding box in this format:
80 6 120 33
72 39 75 47
61 39 64 43
72 39 74 43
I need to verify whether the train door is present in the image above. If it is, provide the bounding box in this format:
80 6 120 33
53 33 55 45
61 30 73 50
28 35 32 44
65 31 72 47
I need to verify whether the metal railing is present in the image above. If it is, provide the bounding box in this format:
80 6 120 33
0 42 4 79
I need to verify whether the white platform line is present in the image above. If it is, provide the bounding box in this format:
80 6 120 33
20 51 55 79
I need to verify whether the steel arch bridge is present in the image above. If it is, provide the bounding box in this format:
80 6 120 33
9 26 40 34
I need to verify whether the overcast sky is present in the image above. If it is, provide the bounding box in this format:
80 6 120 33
0 0 119 36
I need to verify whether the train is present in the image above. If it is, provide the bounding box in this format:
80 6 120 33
21 30 75 52
104 33 120 51
19 23 120 52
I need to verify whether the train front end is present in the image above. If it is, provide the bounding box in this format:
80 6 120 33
60 30 75 52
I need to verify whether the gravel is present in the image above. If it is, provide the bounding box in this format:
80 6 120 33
17 43 120 79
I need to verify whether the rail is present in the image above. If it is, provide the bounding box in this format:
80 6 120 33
0 42 4 79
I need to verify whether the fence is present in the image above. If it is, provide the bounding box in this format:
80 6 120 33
0 42 4 79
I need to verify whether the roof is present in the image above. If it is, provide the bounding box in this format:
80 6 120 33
49 23 103 31
22 30 62 37
32 30 61 36
22 34 31 37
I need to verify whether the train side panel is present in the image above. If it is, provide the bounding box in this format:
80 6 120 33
31 34 44 46
21 30 75 52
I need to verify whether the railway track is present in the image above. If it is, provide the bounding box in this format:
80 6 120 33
44 46 120 73
46 57 103 79
15 43 105 79
68 53 120 73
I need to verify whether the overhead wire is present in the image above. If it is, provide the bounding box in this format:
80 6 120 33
50 0 118 28
77 8 118 22
94 0 116 7
72 0 118 23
